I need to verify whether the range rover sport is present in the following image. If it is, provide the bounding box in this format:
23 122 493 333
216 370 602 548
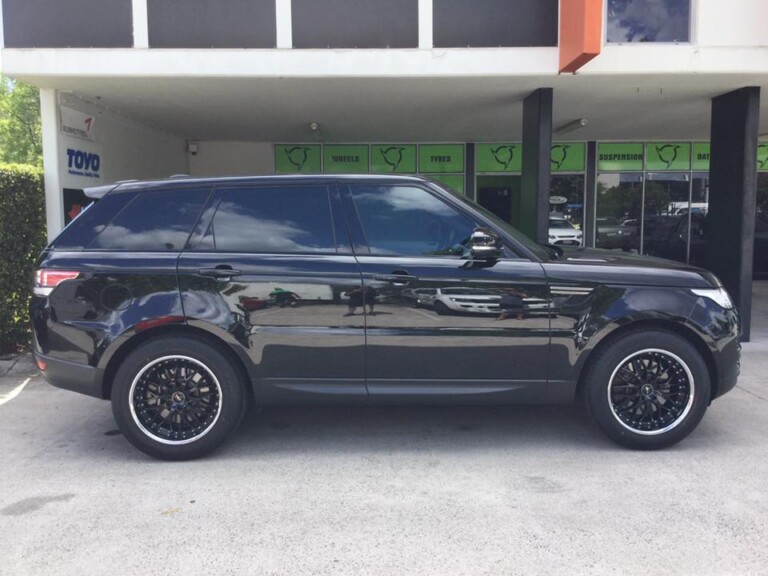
30 175 741 460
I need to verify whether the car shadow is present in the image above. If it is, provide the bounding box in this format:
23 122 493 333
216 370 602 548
215 403 615 459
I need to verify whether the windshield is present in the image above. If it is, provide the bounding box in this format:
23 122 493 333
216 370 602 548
428 180 551 261
549 219 575 229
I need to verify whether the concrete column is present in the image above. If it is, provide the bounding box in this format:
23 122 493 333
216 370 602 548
40 88 64 241
132 0 149 48
707 86 761 341
276 0 293 48
521 88 553 243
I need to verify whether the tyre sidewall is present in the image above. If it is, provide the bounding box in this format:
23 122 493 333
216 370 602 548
111 336 246 460
586 330 711 450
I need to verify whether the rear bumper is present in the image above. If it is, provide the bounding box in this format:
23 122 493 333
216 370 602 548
33 352 103 399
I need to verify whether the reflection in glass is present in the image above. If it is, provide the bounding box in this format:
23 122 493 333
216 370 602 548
607 0 690 43
549 175 585 240
595 173 642 251
754 173 768 278
351 186 476 256
642 172 690 262
90 188 209 251
205 186 337 253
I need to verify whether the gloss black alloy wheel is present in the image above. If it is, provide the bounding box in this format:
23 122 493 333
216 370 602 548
129 355 222 445
112 336 247 460
607 349 694 435
585 330 710 450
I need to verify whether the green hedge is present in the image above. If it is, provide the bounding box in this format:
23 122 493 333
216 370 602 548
0 164 46 353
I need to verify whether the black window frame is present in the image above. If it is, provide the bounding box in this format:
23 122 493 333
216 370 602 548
188 183 348 255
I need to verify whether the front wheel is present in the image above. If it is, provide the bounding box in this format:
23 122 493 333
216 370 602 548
111 336 247 460
584 330 711 450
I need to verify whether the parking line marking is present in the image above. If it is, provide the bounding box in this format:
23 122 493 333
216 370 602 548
0 377 32 406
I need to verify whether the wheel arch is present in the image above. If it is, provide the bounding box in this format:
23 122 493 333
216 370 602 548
575 319 719 403
99 324 253 401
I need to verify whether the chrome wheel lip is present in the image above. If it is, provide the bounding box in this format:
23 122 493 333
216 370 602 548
607 348 695 436
128 355 223 446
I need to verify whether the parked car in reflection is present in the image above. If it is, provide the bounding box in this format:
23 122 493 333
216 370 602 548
595 216 622 246
646 212 768 277
404 287 502 315
548 217 583 246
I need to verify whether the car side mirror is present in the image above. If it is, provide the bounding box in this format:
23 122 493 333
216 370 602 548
469 228 503 261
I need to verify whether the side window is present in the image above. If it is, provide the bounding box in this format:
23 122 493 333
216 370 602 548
203 185 337 253
88 188 210 251
350 185 476 256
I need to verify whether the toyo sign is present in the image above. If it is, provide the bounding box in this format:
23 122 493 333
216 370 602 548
66 148 101 179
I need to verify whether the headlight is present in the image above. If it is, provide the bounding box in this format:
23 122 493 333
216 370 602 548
548 235 556 240
691 287 734 309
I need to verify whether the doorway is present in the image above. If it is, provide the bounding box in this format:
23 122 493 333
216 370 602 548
476 175 521 229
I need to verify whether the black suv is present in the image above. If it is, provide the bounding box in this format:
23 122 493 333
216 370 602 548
31 175 740 459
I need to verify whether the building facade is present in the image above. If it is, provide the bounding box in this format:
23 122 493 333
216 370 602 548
1 0 766 333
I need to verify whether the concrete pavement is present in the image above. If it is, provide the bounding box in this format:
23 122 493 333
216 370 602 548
0 284 766 576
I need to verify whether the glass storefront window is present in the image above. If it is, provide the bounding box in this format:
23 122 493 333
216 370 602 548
757 173 768 278
642 172 690 262
595 173 642 251
606 0 690 43
550 174 585 233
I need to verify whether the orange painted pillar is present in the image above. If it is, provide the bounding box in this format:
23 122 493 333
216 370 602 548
559 0 603 73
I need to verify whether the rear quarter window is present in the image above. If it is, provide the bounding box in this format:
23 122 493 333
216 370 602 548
87 187 211 251
52 191 137 249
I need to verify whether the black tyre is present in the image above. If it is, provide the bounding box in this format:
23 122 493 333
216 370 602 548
434 301 449 315
584 330 710 450
111 336 247 460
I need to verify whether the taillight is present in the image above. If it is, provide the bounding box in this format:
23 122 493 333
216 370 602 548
34 269 81 296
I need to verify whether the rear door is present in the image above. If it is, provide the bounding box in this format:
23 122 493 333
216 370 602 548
343 182 551 402
177 182 366 401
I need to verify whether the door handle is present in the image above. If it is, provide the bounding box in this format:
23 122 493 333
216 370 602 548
373 273 416 286
196 267 242 279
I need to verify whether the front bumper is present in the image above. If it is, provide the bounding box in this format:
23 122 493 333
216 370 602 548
712 338 740 400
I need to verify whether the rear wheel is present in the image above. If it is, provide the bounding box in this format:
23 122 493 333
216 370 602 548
111 336 247 460
584 330 710 449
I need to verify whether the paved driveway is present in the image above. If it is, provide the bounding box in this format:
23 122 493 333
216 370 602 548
1 349 767 576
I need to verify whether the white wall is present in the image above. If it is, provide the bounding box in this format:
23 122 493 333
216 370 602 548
58 98 188 191
188 141 274 176
696 0 768 47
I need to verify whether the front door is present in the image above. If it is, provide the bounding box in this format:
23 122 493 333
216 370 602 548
178 182 366 401
344 182 550 402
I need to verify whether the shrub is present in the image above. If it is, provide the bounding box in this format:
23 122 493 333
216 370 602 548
0 164 46 353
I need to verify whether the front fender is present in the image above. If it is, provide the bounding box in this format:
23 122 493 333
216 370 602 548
548 285 701 386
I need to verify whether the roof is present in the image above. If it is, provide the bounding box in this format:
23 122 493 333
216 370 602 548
85 173 433 199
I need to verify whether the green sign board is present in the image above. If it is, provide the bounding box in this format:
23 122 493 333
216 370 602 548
323 145 369 174
419 144 464 173
758 143 768 172
692 143 710 171
476 143 585 173
646 142 691 171
551 143 585 172
275 144 322 174
476 144 521 173
371 144 417 173
427 173 465 195
597 143 644 171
